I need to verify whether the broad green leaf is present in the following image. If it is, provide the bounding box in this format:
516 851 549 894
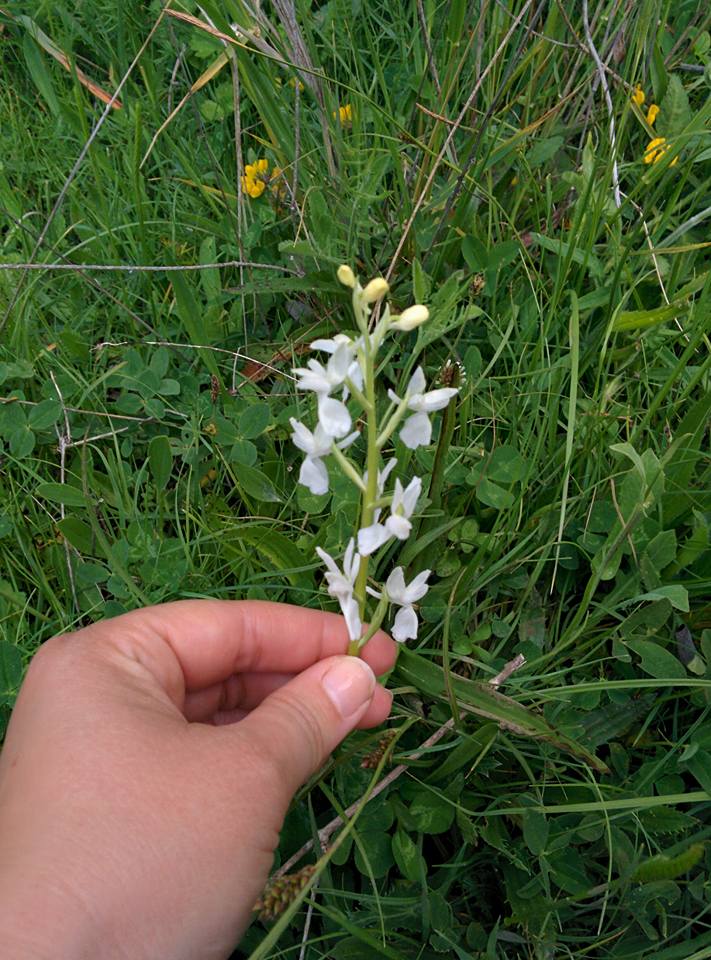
10 426 35 457
685 752 711 795
624 585 690 612
626 639 687 679
659 74 692 139
229 439 258 466
353 828 394 878
0 641 23 693
27 398 61 430
391 829 422 882
148 435 173 489
36 482 89 507
613 302 688 332
233 464 282 503
487 445 526 484
526 135 564 167
57 516 95 553
530 232 604 279
474 476 514 509
238 403 271 439
522 803 549 856
409 790 455 834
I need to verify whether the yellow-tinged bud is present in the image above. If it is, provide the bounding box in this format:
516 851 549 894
390 304 429 331
337 264 356 288
362 277 389 303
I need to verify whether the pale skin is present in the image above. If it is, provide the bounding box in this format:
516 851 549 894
0 600 396 960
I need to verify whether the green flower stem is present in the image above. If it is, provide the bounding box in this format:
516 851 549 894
356 593 390 650
350 304 380 656
330 444 366 492
344 377 370 413
376 398 409 449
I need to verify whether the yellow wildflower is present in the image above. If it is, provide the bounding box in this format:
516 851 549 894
643 137 678 166
646 103 660 125
241 159 270 199
333 104 352 125
270 166 287 199
631 85 645 107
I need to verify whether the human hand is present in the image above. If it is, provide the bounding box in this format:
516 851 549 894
0 600 396 959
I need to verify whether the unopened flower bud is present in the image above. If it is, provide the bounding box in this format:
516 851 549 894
362 277 389 303
390 304 429 331
337 264 356 288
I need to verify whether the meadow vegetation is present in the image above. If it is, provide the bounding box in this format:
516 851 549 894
1 1 710 956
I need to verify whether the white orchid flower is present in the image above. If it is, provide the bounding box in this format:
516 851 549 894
357 473 421 556
385 566 431 642
290 418 331 495
291 418 359 495
315 539 362 641
295 340 361 438
387 367 458 450
310 335 365 398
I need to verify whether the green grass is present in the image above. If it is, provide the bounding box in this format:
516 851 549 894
1 0 711 956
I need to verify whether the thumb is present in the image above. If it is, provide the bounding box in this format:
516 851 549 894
232 655 377 800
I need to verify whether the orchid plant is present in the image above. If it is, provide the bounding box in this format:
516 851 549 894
291 266 459 655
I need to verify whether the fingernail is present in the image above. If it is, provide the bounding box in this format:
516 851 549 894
322 657 376 719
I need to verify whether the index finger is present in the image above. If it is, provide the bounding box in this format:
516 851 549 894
95 599 397 693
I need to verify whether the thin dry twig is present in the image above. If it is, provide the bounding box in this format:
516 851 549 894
49 371 78 612
582 0 622 209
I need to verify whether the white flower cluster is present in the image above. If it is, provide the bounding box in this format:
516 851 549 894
290 265 459 648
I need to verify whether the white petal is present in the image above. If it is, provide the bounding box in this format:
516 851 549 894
385 515 411 540
409 387 458 413
337 430 360 451
392 605 418 642
401 476 422 516
405 569 431 603
347 360 364 393
407 367 427 396
316 546 340 577
387 388 401 405
343 538 360 580
341 595 362 642
379 458 398 491
328 342 354 382
289 417 313 453
400 412 432 449
317 395 352 438
385 567 408 604
357 523 391 556
299 456 329 495
310 334 352 353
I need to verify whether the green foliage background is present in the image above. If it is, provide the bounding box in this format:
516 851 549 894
1 1 710 956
